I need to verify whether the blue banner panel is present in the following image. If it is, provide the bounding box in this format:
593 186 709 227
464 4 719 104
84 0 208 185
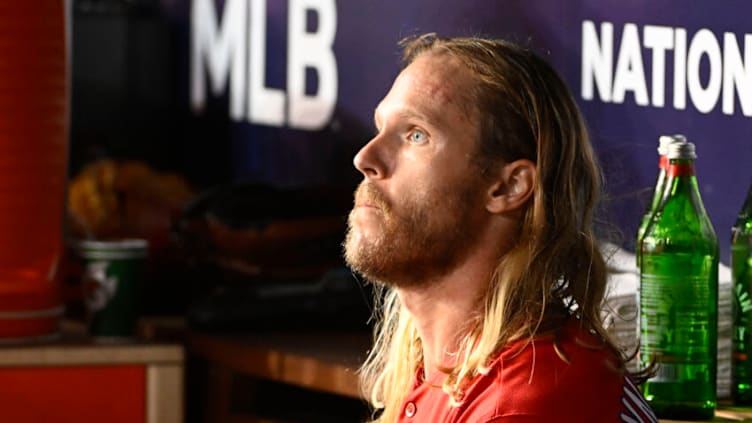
162 0 752 260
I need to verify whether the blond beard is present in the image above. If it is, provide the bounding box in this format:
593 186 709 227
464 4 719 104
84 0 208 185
344 180 483 287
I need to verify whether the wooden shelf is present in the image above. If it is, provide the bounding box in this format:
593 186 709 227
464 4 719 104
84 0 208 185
0 338 183 367
188 331 369 399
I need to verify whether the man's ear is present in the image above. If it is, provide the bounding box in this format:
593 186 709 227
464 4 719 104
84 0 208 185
485 159 536 214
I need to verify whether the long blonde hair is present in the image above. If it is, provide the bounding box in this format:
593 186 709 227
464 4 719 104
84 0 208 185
359 34 613 423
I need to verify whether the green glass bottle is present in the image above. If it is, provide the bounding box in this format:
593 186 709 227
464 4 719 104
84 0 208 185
639 140 719 420
732 183 752 404
636 135 686 267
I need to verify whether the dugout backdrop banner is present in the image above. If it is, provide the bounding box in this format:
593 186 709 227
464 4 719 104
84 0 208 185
161 0 752 259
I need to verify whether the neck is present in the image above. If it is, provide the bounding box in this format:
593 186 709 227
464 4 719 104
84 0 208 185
396 249 498 380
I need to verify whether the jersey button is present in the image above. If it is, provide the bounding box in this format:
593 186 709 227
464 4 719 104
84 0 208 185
405 401 417 417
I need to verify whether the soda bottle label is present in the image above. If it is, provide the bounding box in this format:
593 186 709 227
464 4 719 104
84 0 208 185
733 242 752 401
651 362 712 383
641 271 715 376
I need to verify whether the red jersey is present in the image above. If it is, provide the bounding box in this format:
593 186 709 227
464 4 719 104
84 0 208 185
396 320 658 422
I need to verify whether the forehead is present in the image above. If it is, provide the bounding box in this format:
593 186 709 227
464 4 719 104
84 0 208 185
375 53 476 126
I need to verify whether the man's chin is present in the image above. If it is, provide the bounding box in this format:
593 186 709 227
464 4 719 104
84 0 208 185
347 265 391 287
344 250 410 287
344 234 367 271
344 244 388 284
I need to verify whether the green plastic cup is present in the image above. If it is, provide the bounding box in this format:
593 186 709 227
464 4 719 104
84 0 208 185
75 239 148 337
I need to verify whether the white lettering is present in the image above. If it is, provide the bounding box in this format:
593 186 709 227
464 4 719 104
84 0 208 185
581 20 613 102
723 33 752 116
687 29 722 114
287 0 338 129
248 0 286 126
673 28 687 110
190 0 247 120
581 20 752 117
190 0 339 129
612 23 649 106
643 25 674 107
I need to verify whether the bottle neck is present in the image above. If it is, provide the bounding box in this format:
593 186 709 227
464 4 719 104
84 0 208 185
654 157 716 247
666 159 695 178
658 155 668 169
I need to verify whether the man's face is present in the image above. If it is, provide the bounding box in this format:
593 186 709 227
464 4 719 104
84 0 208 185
344 53 490 287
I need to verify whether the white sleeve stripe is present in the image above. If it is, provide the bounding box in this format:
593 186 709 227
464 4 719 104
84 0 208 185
622 377 659 423
622 395 642 421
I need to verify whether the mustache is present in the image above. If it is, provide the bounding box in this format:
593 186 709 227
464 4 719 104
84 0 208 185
354 182 390 213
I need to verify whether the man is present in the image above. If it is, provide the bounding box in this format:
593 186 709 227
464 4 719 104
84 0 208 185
344 34 658 423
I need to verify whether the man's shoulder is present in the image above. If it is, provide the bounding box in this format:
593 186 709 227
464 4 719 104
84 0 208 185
454 321 643 422
496 319 623 382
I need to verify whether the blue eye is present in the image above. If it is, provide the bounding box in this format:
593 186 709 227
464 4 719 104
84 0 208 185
408 129 427 144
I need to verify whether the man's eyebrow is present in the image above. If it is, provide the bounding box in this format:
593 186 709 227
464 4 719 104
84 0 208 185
373 106 435 130
397 108 432 123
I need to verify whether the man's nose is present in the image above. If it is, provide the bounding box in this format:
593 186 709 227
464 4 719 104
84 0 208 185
353 134 389 179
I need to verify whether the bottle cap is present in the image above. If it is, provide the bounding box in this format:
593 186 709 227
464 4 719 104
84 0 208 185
666 141 697 160
658 134 687 156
